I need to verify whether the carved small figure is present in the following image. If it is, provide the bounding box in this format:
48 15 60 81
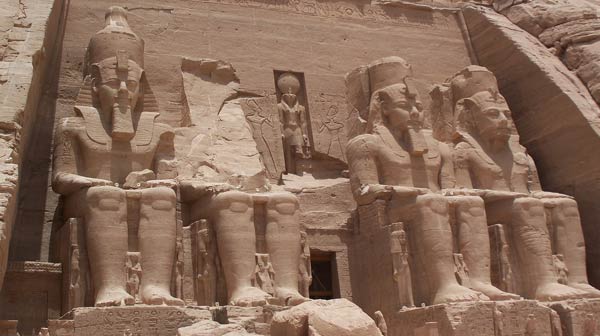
390 222 414 307
69 246 82 307
254 253 276 295
453 253 471 288
277 72 311 174
175 240 185 299
194 219 216 306
550 310 562 336
298 231 312 298
125 253 142 301
553 254 569 285
525 314 537 336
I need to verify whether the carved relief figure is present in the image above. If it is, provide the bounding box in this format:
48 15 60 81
445 65 600 300
52 6 182 307
253 253 276 295
193 219 217 305
390 222 414 307
69 247 82 307
298 231 312 298
125 253 142 301
318 105 346 160
244 99 279 177
277 72 311 174
345 57 516 304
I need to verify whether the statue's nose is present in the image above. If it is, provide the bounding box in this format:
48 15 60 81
118 81 128 95
410 106 420 120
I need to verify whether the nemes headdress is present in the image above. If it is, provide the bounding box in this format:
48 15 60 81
430 65 506 141
76 6 157 113
345 56 417 136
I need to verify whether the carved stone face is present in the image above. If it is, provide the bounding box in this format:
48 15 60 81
379 84 422 131
92 59 143 122
469 91 512 143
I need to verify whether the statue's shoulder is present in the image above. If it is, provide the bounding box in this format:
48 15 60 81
346 133 380 155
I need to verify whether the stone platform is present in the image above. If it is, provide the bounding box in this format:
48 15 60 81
46 305 283 336
391 300 558 336
548 299 600 336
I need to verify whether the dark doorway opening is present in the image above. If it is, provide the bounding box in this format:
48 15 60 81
309 252 336 299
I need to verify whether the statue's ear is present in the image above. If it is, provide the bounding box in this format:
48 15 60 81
89 64 101 93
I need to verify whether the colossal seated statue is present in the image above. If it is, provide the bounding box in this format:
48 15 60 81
52 6 182 307
180 181 309 307
345 57 517 304
439 65 600 300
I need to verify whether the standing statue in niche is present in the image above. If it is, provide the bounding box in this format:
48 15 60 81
253 253 276 295
52 6 182 307
277 72 311 174
444 65 600 300
345 57 517 305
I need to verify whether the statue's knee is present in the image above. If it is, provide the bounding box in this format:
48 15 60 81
141 187 176 211
455 196 485 217
266 192 299 215
212 190 252 213
86 186 124 211
416 194 448 214
512 197 545 217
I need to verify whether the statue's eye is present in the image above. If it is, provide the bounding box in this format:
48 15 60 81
486 109 500 117
503 110 511 118
127 80 138 90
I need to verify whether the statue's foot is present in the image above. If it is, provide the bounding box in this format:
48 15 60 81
534 282 587 301
432 283 489 305
567 282 600 298
95 288 135 307
275 287 310 306
141 286 184 306
229 287 271 307
470 280 520 301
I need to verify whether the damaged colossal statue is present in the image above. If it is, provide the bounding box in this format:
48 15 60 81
435 65 600 300
345 56 517 305
52 6 182 307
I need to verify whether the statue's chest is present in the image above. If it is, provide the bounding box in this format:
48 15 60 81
378 142 441 187
77 129 159 166
471 150 529 191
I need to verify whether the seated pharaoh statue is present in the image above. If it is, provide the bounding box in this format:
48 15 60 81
52 7 183 307
345 57 518 305
435 65 600 300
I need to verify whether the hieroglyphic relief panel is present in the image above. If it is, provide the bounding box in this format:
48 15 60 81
240 96 285 180
197 0 462 32
71 306 209 336
310 94 349 162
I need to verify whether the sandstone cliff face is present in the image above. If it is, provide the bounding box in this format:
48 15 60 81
0 0 65 290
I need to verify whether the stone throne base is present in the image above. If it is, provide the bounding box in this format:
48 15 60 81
46 304 281 336
391 299 600 336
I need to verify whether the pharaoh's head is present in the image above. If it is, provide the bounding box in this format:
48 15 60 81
451 66 513 144
84 6 146 140
366 57 423 133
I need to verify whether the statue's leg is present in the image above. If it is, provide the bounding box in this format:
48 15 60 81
139 187 183 306
412 194 487 305
212 190 270 306
544 197 600 296
265 193 308 306
84 186 134 307
509 197 586 300
450 196 520 300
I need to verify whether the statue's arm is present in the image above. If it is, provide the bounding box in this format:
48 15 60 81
452 142 474 189
347 135 398 205
52 120 108 195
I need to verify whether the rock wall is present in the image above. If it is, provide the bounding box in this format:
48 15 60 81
0 0 66 288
